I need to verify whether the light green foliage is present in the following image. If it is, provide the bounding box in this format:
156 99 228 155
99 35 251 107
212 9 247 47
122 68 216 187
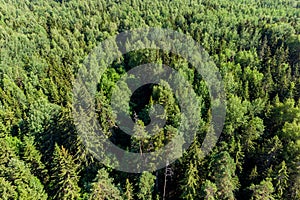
89 168 122 200
274 161 289 198
50 144 81 200
0 177 18 200
124 179 134 200
201 180 218 200
0 136 47 200
137 172 155 200
180 161 200 200
249 178 275 200
0 0 299 199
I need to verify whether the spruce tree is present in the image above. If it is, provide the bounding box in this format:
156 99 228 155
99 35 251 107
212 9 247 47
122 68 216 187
124 178 134 200
137 172 155 200
89 168 122 200
180 161 200 200
249 178 275 200
50 144 81 200
209 151 238 200
200 180 218 200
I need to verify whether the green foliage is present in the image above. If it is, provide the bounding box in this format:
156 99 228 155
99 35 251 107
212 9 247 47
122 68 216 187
89 168 122 200
137 172 155 200
50 144 81 200
208 151 238 200
180 161 200 200
124 179 134 200
273 161 289 198
0 177 18 200
249 178 275 200
200 180 218 200
0 0 299 199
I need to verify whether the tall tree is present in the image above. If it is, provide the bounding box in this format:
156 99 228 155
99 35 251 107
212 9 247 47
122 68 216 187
200 180 218 200
249 178 275 200
124 178 134 200
209 151 238 200
180 161 200 200
137 172 155 200
89 168 122 200
50 144 81 200
273 161 288 199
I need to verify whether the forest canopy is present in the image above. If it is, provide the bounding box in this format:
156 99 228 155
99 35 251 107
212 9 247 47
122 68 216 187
0 0 299 199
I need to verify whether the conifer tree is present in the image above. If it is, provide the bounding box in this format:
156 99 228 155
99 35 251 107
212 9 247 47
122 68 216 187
0 177 18 200
201 180 218 200
22 136 48 184
137 172 155 200
209 151 238 200
274 161 288 199
180 161 200 200
50 144 81 200
124 178 134 200
89 168 122 200
249 178 275 200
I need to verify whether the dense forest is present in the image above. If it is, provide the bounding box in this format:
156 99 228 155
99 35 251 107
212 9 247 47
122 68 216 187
0 0 299 199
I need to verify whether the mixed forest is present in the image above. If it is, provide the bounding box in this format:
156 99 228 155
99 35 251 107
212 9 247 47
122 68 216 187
0 0 299 199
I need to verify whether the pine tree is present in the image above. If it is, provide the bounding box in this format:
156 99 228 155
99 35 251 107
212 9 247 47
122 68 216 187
131 120 149 156
180 161 200 200
249 178 275 200
22 136 48 184
50 144 81 200
274 161 288 199
200 180 218 200
241 116 264 152
124 178 134 200
179 137 204 200
209 151 238 200
89 168 122 200
137 172 155 200
0 177 18 200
